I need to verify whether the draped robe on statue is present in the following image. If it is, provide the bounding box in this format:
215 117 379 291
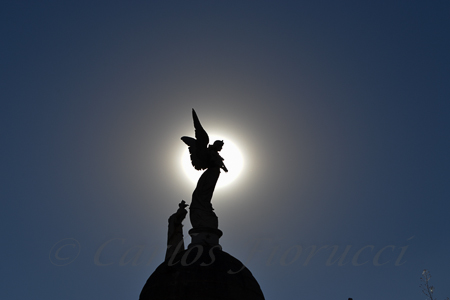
190 152 223 229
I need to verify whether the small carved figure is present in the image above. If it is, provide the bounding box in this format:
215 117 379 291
165 200 188 261
181 109 228 229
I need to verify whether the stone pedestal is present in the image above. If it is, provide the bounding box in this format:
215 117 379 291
188 227 223 248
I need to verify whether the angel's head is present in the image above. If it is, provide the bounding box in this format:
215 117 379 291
210 140 224 151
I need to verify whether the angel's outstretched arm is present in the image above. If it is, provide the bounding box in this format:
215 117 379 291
221 163 228 173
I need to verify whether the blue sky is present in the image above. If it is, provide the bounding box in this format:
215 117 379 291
1 1 449 299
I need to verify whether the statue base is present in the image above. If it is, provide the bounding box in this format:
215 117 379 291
188 227 223 248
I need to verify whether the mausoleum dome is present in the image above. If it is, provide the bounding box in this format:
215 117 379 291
139 246 265 300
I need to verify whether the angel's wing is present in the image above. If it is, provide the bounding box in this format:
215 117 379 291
181 136 209 170
181 110 210 170
192 109 209 148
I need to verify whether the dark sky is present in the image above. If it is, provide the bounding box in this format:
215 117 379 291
2 1 449 299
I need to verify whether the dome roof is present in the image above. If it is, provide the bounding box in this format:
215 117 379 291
140 246 265 300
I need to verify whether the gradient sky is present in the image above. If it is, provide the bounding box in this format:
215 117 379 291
2 1 449 299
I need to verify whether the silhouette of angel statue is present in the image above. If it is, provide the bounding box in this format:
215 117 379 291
181 109 228 173
181 109 227 229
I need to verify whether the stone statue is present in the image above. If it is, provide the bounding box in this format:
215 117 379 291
181 109 228 231
139 110 266 300
165 200 188 261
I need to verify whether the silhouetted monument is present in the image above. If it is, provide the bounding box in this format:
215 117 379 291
139 110 265 300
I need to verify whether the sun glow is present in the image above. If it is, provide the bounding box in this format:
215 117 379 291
181 135 244 188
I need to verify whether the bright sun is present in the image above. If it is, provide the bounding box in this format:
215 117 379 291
181 135 244 188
